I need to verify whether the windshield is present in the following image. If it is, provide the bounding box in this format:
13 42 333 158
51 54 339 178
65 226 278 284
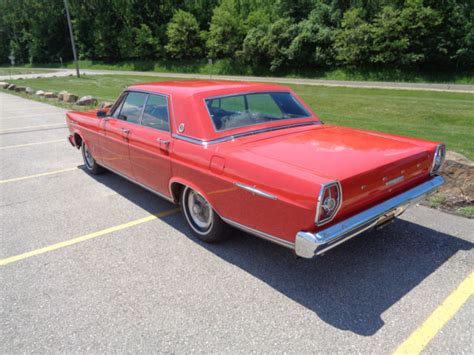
205 92 311 132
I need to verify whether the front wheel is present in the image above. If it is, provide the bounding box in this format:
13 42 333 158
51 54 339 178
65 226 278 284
181 187 230 243
81 141 104 175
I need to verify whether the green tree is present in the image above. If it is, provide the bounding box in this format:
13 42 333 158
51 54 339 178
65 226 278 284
265 18 299 70
165 10 202 59
181 0 220 29
241 23 271 67
132 24 161 59
369 6 410 65
0 0 471 70
368 1 443 66
0 0 69 64
206 0 245 58
455 10 474 67
287 3 340 67
397 0 443 66
334 8 374 65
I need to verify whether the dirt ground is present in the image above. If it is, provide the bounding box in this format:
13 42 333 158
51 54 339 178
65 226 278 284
422 151 474 218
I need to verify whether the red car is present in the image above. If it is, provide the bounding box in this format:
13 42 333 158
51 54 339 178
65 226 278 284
66 80 445 258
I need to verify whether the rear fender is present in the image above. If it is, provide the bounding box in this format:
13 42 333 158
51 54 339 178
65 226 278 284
169 177 218 212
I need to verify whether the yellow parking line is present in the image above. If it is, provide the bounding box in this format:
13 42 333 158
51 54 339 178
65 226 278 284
393 272 474 355
0 123 66 133
0 208 180 266
0 167 78 184
0 139 65 150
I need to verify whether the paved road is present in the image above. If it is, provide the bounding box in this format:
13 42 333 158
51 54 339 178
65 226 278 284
1 68 473 93
1 92 473 353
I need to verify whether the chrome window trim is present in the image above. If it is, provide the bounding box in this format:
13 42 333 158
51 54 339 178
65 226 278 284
108 89 172 133
140 93 171 133
137 93 149 125
315 180 343 226
172 133 208 146
203 91 312 133
109 92 127 118
172 121 322 146
234 182 277 200
126 89 171 98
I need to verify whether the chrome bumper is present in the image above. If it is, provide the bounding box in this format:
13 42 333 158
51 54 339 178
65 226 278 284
295 176 445 258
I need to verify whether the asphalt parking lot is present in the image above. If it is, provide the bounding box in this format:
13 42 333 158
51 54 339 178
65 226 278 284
1 91 473 353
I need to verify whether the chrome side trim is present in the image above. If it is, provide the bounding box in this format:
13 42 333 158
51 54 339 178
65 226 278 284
172 133 208 146
222 217 294 249
98 162 175 203
295 175 445 258
234 182 277 200
172 121 322 146
385 175 404 186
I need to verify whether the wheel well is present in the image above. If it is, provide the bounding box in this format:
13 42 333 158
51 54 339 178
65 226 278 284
170 182 185 203
73 133 83 149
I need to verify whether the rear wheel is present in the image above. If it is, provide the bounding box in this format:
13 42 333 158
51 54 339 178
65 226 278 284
181 187 230 243
81 141 104 175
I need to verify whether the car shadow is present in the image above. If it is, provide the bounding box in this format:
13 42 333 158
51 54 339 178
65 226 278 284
87 170 473 336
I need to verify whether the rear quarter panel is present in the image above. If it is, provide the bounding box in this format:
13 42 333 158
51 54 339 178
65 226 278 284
170 138 323 243
66 110 104 158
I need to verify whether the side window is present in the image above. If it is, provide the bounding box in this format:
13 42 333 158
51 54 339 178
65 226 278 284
141 94 170 132
110 93 127 118
117 92 147 124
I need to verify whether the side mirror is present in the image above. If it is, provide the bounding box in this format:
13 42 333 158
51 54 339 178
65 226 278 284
96 110 107 118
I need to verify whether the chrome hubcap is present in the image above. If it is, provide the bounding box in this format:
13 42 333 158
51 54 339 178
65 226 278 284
84 144 94 168
187 190 212 230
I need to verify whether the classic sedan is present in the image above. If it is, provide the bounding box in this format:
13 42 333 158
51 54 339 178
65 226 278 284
66 80 445 258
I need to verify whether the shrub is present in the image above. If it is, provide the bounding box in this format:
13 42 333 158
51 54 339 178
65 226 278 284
165 10 202 59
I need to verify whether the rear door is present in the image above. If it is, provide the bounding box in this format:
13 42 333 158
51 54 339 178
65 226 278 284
128 93 173 196
101 92 147 178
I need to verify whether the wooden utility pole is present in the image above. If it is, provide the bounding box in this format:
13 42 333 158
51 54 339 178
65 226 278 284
64 0 80 78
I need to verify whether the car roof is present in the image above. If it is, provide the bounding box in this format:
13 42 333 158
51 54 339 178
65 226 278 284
126 80 318 142
128 80 290 97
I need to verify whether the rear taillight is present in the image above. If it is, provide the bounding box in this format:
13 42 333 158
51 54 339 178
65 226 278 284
315 181 342 226
430 144 445 176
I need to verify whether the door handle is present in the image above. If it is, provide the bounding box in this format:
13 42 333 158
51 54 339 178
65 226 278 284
157 138 171 152
121 128 130 138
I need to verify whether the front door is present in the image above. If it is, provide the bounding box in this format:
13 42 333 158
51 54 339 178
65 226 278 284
128 94 172 195
100 92 147 178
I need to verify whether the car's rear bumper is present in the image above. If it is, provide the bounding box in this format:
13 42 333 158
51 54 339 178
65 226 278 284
294 175 445 258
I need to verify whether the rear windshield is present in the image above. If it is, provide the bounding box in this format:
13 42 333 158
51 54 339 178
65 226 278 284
205 92 311 132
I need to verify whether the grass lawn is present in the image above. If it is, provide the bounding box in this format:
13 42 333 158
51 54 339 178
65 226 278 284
0 67 56 76
8 74 474 159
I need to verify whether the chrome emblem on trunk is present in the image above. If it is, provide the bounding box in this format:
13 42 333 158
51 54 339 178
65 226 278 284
385 175 405 186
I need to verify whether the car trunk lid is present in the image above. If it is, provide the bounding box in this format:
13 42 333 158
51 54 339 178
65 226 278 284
238 125 433 217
